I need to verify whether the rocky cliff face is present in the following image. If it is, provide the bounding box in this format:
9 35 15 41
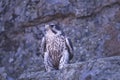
19 56 120 80
0 0 120 80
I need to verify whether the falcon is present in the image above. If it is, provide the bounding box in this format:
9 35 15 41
41 24 73 72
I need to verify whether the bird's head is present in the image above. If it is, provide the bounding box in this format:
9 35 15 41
45 24 63 35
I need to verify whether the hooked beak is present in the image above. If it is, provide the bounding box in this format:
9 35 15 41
45 24 49 29
45 24 53 30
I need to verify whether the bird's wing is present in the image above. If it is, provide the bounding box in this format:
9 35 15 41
41 37 46 58
65 37 73 60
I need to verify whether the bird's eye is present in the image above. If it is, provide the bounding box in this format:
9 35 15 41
50 25 54 28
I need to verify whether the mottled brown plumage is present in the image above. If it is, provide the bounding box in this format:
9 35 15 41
41 24 73 72
46 35 65 69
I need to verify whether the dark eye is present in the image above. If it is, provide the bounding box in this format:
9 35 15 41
50 25 54 28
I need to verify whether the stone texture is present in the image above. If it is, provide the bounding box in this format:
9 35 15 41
19 56 120 80
0 0 120 80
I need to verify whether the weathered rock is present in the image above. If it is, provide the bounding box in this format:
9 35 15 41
19 56 120 80
0 67 6 80
0 0 120 79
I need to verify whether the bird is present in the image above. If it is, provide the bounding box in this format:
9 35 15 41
41 24 73 72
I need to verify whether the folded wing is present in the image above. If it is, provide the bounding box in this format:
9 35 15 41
65 38 73 60
41 37 46 58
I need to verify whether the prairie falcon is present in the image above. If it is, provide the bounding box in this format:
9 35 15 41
41 24 73 72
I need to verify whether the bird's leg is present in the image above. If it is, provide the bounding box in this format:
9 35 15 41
44 52 54 72
59 50 69 69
